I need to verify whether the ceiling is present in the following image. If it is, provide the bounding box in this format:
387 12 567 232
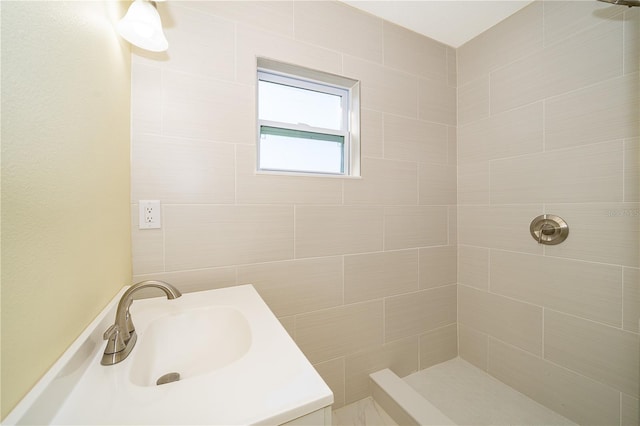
341 0 535 48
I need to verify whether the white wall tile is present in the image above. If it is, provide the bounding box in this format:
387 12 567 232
162 70 254 143
418 77 456 126
491 250 623 327
164 205 294 270
294 1 383 63
456 2 636 421
131 210 164 275
313 357 345 408
624 7 639 75
458 102 543 164
622 393 640 426
488 338 620 426
459 324 488 371
624 138 639 202
383 21 447 82
237 257 343 317
459 285 543 356
131 63 161 135
419 324 458 370
544 310 639 398
295 206 383 258
457 1 543 86
457 76 490 126
458 162 490 205
545 73 639 151
384 114 448 164
343 157 418 205
156 4 236 81
385 286 457 343
419 163 457 206
295 300 384 364
458 245 489 291
384 206 448 250
343 55 418 117
344 250 419 304
132 266 237 295
623 267 640 333
128 2 457 417
183 1 294 38
544 202 640 267
131 134 236 204
235 145 343 205
345 337 419 404
419 246 457 289
491 17 622 114
447 47 457 88
361 109 384 159
448 205 457 246
235 24 342 85
490 141 624 204
447 126 457 166
543 0 624 47
458 205 544 254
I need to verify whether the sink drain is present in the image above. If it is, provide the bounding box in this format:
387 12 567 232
156 372 180 386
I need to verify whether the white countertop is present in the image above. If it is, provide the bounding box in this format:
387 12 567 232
4 285 333 425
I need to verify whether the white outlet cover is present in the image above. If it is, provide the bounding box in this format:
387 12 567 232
139 200 161 229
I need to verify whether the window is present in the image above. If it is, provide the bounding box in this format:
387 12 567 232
257 58 360 176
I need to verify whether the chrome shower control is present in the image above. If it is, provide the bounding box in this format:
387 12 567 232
530 214 569 245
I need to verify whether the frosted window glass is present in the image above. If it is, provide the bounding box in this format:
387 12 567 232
258 81 343 130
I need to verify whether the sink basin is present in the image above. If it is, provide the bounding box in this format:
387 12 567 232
4 285 333 425
130 306 252 387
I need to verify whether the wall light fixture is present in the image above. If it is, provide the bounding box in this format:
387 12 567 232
117 0 168 52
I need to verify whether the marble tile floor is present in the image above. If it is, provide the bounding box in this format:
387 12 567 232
332 397 398 426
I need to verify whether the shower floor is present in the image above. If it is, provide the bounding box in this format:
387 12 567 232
401 357 576 425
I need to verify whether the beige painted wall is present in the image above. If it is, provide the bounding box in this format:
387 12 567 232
457 2 639 425
1 1 132 418
130 1 458 408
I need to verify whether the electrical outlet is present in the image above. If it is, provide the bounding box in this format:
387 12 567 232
139 200 161 229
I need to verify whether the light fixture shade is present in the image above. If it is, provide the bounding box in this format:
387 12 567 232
117 0 168 52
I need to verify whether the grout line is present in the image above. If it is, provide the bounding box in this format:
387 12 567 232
342 356 347 409
487 248 491 293
619 393 623 426
542 99 546 153
382 206 386 251
622 139 626 202
619 267 625 330
162 202 166 273
491 335 629 399
382 297 386 344
233 22 238 82
622 9 626 75
541 307 545 358
233 144 238 205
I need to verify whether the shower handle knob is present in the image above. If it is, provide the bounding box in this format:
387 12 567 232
530 214 569 245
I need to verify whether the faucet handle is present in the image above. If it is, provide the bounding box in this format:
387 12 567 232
103 324 118 340
103 324 126 354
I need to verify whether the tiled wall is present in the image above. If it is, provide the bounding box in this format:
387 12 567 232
130 1 457 408
457 2 639 425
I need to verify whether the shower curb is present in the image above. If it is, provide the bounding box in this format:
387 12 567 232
369 369 456 426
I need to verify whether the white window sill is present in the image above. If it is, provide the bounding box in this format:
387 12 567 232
255 170 362 179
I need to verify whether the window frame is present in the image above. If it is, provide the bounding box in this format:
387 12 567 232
256 58 360 177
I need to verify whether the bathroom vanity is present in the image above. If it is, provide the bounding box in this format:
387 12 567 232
3 285 333 425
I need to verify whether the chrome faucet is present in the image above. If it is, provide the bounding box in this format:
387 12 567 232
101 280 182 366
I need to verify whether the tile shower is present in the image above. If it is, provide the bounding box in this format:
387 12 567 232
130 1 639 424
